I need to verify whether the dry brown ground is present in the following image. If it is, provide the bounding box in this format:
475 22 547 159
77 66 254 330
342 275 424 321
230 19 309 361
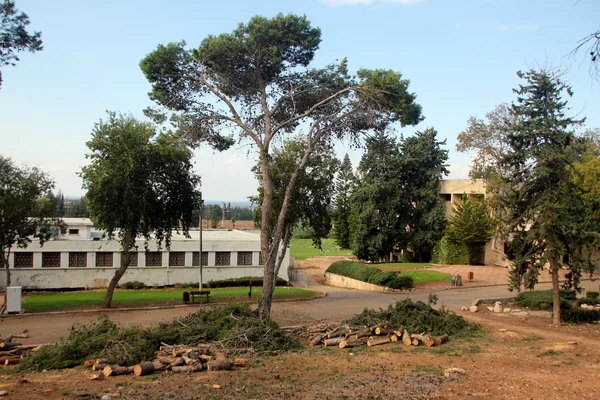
1 310 599 400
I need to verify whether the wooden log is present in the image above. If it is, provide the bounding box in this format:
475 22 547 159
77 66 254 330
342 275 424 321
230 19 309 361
390 334 399 342
370 322 389 334
411 338 420 346
168 357 185 368
171 365 202 373
207 359 233 371
92 363 109 371
215 353 227 360
310 334 324 347
339 339 367 349
196 344 213 354
199 354 214 362
133 362 155 376
352 329 371 340
4 357 20 365
83 360 95 367
323 337 345 347
88 372 105 381
367 337 391 347
432 335 449 346
157 356 176 365
412 334 436 347
103 365 131 377
0 342 21 349
182 355 197 366
402 330 412 346
375 327 394 336
152 361 166 371
234 358 250 367
172 348 191 357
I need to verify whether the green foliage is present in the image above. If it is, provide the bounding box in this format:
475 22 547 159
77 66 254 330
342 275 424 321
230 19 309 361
325 260 412 288
386 276 414 290
400 270 453 283
0 156 62 278
291 225 317 240
332 154 355 249
0 0 43 88
515 289 577 308
561 307 600 323
345 300 481 338
576 298 599 306
499 69 593 324
19 304 300 371
80 112 201 307
586 291 600 300
446 195 495 265
120 281 147 290
205 276 287 288
64 197 89 218
431 236 469 265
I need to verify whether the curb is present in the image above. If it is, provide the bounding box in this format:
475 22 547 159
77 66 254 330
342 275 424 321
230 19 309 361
0 291 327 318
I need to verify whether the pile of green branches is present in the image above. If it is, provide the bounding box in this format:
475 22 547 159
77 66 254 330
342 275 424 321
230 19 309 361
344 299 481 338
19 303 300 372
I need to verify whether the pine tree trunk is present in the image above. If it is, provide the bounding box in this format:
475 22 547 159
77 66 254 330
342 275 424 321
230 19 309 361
259 148 275 319
550 257 561 326
102 231 132 308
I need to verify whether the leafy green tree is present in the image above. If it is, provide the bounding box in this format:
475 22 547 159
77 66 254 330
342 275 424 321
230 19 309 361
0 0 42 88
81 112 201 308
456 103 517 180
445 194 495 265
401 128 448 261
209 205 220 229
252 138 339 283
0 156 61 311
332 154 355 249
139 14 422 317
65 197 89 218
351 131 408 262
498 69 594 325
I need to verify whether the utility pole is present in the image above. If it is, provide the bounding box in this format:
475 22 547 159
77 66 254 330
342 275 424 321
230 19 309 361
199 192 204 290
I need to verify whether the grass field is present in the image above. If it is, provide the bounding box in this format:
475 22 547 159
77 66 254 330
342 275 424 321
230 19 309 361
290 238 353 260
22 287 315 312
376 262 433 272
400 270 453 283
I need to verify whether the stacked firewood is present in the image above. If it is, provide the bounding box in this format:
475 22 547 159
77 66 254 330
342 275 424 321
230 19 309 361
0 331 40 365
87 343 250 380
305 322 449 349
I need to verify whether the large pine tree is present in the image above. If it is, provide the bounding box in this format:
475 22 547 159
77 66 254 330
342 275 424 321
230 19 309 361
332 154 355 249
499 69 592 325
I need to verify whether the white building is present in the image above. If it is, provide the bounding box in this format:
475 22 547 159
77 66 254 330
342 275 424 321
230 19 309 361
3 218 289 290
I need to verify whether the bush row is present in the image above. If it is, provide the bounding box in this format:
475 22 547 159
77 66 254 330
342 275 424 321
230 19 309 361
514 289 576 308
326 261 413 290
120 277 288 290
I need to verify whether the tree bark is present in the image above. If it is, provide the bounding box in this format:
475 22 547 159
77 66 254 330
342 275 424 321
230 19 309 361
133 361 155 376
550 257 561 326
259 148 275 319
207 358 233 371
102 230 132 308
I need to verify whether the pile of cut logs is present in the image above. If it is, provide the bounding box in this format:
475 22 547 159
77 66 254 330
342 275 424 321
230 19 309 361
0 331 40 365
87 343 249 380
301 322 448 349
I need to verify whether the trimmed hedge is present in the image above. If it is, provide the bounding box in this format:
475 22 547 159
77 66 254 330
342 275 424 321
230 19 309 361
586 291 599 300
562 308 600 323
326 261 413 290
120 281 146 290
515 289 577 308
205 276 288 289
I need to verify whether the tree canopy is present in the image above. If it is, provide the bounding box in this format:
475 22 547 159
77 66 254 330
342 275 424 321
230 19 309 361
332 154 355 250
498 69 594 325
0 156 60 308
81 112 201 308
140 13 423 318
0 0 42 88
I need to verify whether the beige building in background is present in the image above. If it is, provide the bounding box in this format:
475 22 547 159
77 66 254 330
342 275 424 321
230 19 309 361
439 179 508 266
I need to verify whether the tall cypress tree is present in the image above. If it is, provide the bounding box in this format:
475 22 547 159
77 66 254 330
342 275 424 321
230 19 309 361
499 69 592 325
332 154 355 249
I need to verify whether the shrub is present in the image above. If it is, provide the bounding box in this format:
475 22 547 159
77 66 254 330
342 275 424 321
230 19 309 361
586 291 599 300
398 252 414 263
121 281 146 290
562 307 600 323
576 298 600 307
431 236 469 265
387 276 414 290
204 276 287 288
366 271 397 286
173 282 198 289
515 289 577 308
345 299 481 338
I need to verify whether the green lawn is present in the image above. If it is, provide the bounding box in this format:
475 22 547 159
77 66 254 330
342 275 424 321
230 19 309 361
290 238 353 260
400 270 453 283
22 287 315 312
375 262 433 272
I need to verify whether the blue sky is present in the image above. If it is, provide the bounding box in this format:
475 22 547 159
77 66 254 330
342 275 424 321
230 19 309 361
1 0 599 201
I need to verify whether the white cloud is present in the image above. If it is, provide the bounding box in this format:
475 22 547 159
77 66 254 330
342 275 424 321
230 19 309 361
321 0 420 6
446 162 471 179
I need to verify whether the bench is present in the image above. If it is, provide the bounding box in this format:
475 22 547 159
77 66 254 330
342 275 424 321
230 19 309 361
189 290 211 304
